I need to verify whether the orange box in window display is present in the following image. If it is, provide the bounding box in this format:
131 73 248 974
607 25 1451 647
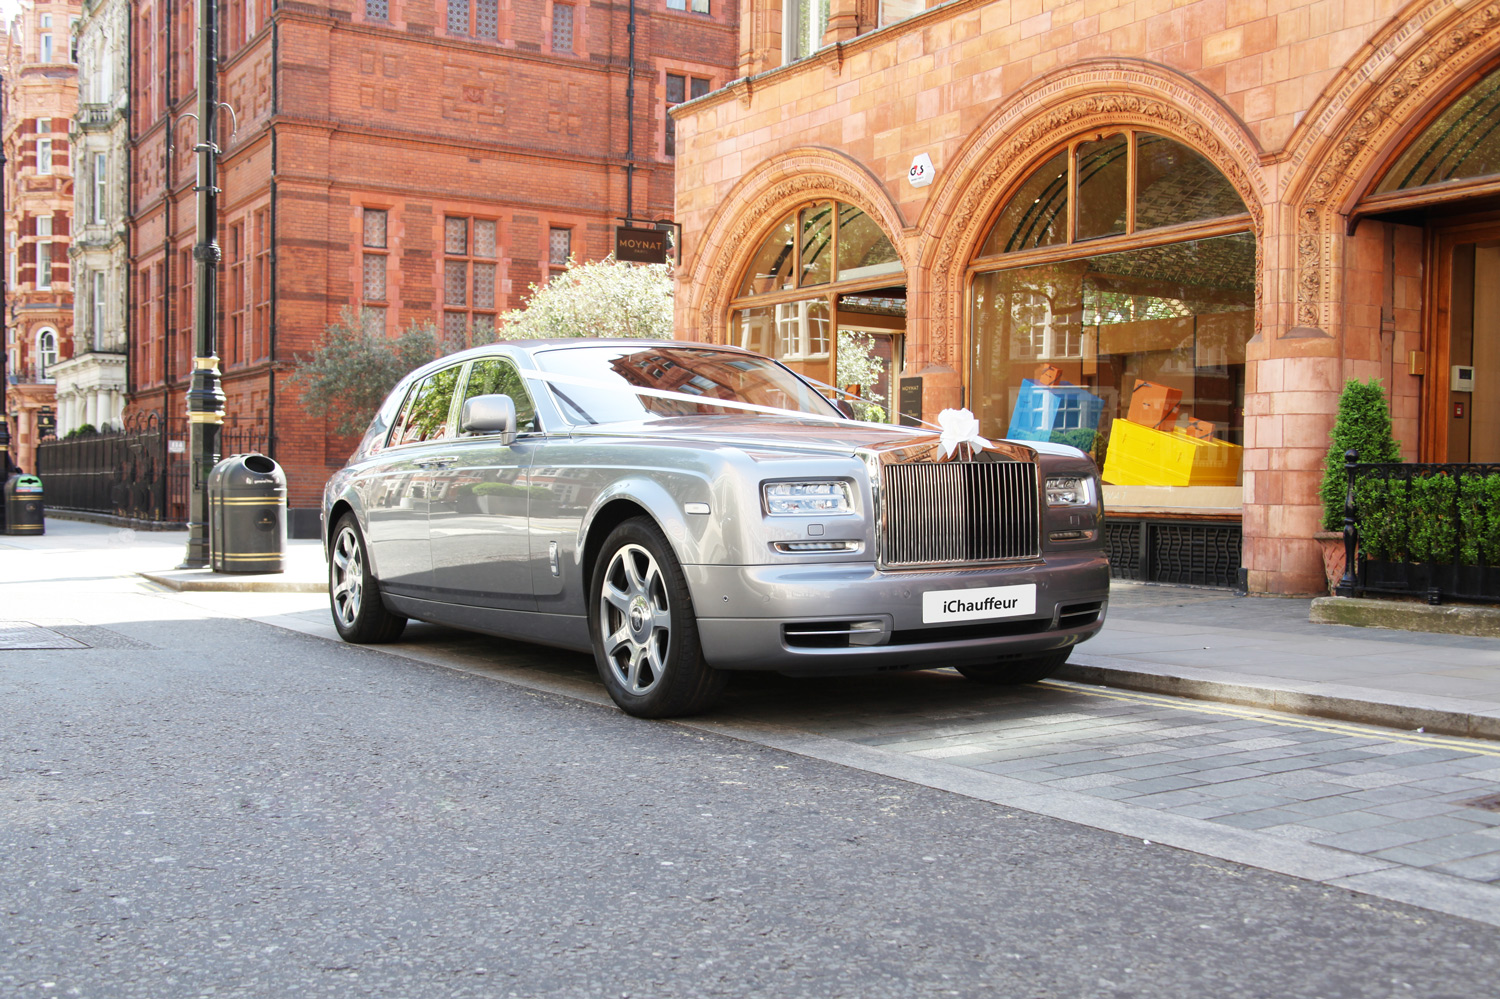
1126 379 1182 431
1034 363 1063 386
1183 417 1216 440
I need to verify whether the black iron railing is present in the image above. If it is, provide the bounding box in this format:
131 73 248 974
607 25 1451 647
1335 449 1500 604
35 413 271 526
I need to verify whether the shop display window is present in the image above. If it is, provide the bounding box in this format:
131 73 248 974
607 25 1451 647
971 132 1254 504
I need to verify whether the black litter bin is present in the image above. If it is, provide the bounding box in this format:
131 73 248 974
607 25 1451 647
208 453 286 573
3 473 44 535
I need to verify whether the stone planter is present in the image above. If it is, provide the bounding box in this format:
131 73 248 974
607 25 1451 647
1314 530 1347 593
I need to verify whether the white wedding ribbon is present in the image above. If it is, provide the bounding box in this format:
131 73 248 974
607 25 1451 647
936 407 991 457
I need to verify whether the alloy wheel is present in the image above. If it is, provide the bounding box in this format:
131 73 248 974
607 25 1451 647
598 543 671 695
331 526 364 629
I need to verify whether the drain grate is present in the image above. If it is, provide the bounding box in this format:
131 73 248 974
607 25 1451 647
1460 793 1500 813
0 622 90 650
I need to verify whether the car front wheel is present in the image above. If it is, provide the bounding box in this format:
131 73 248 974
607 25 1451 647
329 514 407 644
955 648 1070 685
589 517 726 718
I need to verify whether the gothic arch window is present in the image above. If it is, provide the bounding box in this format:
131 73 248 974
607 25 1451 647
970 131 1255 501
729 200 904 410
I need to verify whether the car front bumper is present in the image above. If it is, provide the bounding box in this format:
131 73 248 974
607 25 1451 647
683 554 1110 673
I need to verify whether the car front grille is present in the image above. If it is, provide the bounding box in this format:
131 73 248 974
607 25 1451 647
880 458 1040 567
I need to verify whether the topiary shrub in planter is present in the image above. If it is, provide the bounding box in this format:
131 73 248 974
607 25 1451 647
1315 379 1401 591
1320 378 1402 531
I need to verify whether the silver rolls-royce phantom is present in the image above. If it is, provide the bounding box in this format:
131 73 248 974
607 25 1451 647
322 339 1109 717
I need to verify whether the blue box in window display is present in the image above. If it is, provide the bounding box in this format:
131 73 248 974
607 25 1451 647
1006 379 1106 448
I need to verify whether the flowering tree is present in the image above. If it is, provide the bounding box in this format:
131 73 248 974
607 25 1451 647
500 258 673 340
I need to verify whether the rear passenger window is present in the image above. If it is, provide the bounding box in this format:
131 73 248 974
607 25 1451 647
389 366 462 446
461 358 538 433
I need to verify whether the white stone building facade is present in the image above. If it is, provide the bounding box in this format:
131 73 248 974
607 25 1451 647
55 0 125 433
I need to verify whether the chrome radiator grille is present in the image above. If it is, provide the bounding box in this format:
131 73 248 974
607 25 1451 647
880 459 1040 566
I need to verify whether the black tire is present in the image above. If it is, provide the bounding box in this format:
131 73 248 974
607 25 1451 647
588 517 727 718
955 648 1071 685
328 514 408 644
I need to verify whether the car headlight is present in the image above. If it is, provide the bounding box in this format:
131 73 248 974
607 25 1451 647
763 480 852 516
1045 475 1092 506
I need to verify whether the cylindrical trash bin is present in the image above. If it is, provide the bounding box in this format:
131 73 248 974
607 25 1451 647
208 453 286 573
3 473 45 535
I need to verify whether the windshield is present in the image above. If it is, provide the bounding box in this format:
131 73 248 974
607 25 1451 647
531 345 841 426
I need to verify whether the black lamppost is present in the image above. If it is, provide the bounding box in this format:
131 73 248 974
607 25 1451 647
179 0 226 569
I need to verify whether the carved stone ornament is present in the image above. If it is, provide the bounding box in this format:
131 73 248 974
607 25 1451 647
689 151 910 344
925 63 1268 366
1291 1 1500 329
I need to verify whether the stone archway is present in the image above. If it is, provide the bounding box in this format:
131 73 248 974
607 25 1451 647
1286 0 1500 331
920 59 1269 372
681 147 909 346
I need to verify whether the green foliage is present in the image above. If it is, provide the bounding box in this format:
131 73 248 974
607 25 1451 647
64 423 98 439
1320 378 1402 530
1406 474 1457 563
1356 469 1500 565
836 330 889 422
1049 428 1097 453
499 258 673 341
288 309 448 437
1458 473 1500 565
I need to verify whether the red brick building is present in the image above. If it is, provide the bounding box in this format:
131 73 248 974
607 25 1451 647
3 0 80 475
127 0 736 534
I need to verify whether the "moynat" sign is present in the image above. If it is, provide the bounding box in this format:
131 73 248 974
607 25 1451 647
614 226 670 264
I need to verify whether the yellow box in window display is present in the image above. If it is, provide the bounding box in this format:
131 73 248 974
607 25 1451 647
1103 419 1243 487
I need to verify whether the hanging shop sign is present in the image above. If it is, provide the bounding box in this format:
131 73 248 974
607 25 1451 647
615 226 670 264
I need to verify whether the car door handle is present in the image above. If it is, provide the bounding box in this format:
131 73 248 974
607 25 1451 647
413 456 460 469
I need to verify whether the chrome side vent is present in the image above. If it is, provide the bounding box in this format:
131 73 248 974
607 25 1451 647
783 620 887 648
1058 601 1104 628
880 459 1040 567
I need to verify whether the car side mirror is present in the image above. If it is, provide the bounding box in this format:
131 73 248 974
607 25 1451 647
461 394 518 443
833 399 857 420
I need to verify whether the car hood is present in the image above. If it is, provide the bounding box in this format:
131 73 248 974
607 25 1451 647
572 415 929 455
568 416 1092 461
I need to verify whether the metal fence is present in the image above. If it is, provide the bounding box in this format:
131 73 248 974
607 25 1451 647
1335 450 1500 604
35 413 271 527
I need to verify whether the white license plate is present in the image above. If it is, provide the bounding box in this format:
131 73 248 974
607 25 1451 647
922 584 1037 624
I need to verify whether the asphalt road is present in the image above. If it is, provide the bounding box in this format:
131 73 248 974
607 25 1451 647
3 607 1498 999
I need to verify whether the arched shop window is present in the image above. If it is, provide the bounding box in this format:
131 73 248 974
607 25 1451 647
1373 64 1500 194
971 131 1255 502
730 201 904 398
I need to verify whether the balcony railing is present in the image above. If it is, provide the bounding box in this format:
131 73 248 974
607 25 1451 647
76 104 116 129
1335 451 1500 604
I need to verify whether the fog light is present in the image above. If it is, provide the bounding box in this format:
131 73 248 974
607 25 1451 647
1049 530 1092 542
773 540 862 554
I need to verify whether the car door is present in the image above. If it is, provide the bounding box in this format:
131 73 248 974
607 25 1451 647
428 356 540 610
362 365 462 597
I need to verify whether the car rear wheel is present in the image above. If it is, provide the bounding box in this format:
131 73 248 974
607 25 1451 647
955 648 1070 685
329 514 407 644
589 517 726 718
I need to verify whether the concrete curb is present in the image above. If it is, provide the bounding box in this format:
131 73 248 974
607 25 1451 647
1057 658 1500 742
138 570 326 593
1310 595 1500 638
